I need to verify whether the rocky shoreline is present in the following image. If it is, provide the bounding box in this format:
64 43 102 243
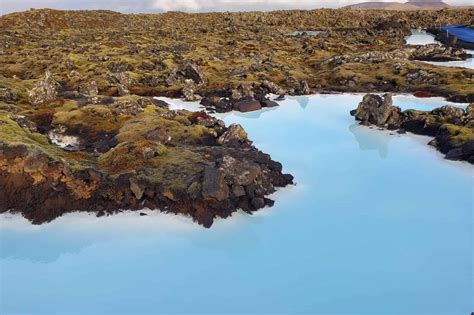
0 96 293 228
351 93 474 164
1 8 473 226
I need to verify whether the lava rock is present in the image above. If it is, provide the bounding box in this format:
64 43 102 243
234 98 262 112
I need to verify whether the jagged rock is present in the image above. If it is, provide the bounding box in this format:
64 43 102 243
116 84 130 96
182 79 202 101
431 105 465 122
165 68 180 86
0 88 17 103
231 184 246 197
261 80 286 95
129 177 145 200
286 77 310 95
182 62 206 85
78 81 98 96
28 71 60 105
405 69 442 85
202 166 229 201
352 94 474 163
202 96 234 113
113 98 145 115
230 89 243 100
218 124 249 145
251 197 265 209
110 72 133 88
220 155 261 186
352 93 401 126
321 44 467 67
466 104 474 120
261 99 279 108
234 98 262 112
139 74 162 87
298 80 311 95
411 44 468 62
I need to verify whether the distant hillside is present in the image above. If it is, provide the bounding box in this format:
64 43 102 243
344 1 450 10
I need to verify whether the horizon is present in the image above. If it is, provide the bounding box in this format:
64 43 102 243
1 0 473 15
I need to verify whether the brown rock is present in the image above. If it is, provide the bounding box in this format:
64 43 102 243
202 166 229 201
234 99 262 112
129 177 145 200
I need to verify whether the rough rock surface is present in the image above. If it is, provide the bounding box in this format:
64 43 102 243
28 71 60 105
0 100 293 228
351 93 402 128
351 94 474 163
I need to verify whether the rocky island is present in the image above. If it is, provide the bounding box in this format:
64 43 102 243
0 8 473 226
351 93 474 163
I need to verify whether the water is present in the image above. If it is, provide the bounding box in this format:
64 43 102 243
1 94 473 314
405 29 438 45
405 29 474 69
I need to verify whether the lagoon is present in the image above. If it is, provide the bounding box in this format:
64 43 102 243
1 94 472 314
406 29 474 69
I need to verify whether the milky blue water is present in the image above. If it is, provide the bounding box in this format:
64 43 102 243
1 94 473 315
406 30 474 69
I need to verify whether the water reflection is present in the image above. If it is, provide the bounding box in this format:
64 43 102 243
349 124 393 158
295 96 310 109
2 94 472 314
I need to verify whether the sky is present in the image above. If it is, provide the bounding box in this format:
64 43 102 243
1 0 472 15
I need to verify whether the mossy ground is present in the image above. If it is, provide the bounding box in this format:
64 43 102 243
0 8 473 177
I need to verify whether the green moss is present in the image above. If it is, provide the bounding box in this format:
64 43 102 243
442 124 474 148
0 111 89 169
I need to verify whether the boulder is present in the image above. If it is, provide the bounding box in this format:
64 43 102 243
202 166 229 201
28 71 60 105
261 99 279 108
182 62 206 85
352 93 401 126
261 80 286 95
231 185 246 197
466 104 474 120
218 124 249 145
405 69 442 85
0 88 17 103
411 44 468 62
129 177 145 200
182 79 202 101
234 99 262 112
431 105 465 122
220 155 261 186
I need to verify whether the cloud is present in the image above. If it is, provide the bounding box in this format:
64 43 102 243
1 0 472 15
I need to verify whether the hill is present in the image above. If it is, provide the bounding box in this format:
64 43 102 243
344 1 450 10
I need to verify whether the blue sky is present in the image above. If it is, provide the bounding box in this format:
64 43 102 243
1 0 472 15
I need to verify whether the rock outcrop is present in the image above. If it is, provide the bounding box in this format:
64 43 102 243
28 71 60 105
351 94 474 163
0 101 293 228
351 93 402 129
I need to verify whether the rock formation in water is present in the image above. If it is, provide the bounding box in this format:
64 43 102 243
0 99 293 227
351 94 474 163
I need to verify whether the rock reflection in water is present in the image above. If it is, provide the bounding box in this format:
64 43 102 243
349 124 393 158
